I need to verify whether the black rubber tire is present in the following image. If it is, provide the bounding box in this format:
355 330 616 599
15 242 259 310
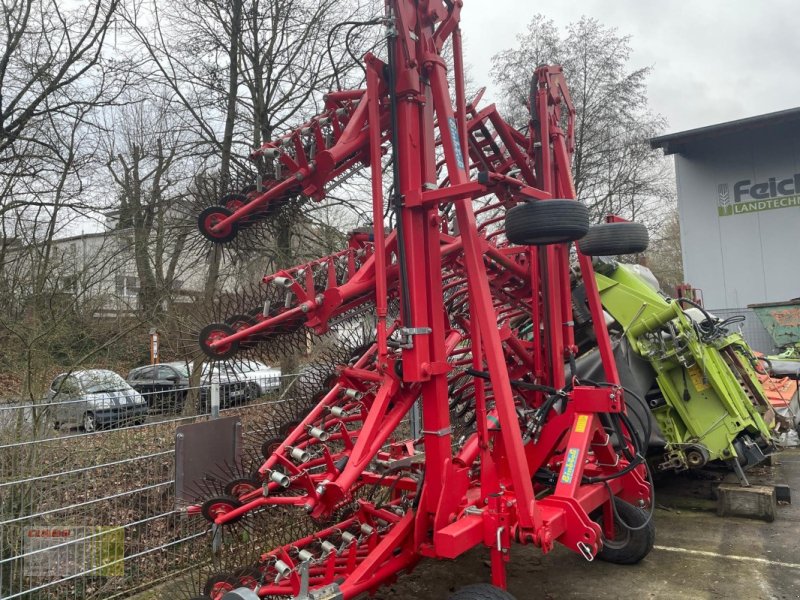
224 477 260 497
203 573 239 597
200 496 244 524
505 199 590 245
578 221 649 256
244 382 260 402
198 206 238 244
596 497 655 565
261 437 283 459
449 583 517 600
199 323 239 360
82 412 97 433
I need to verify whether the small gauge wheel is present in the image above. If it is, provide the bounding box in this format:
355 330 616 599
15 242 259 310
199 323 239 360
200 496 244 524
224 477 261 497
198 206 238 244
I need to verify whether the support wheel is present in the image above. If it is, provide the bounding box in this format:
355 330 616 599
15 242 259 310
578 221 649 256
199 323 240 360
224 477 261 497
448 583 517 600
200 496 244 524
198 206 238 244
203 573 239 598
504 199 590 245
261 437 282 459
596 497 655 564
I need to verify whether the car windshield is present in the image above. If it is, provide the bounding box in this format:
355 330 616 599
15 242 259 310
170 363 190 377
80 371 130 393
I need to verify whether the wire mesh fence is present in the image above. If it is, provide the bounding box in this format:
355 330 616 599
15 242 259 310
0 372 303 600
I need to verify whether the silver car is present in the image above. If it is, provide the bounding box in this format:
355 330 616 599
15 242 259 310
49 370 149 432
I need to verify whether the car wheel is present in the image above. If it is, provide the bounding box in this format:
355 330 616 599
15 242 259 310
82 412 97 433
245 383 260 402
174 390 187 414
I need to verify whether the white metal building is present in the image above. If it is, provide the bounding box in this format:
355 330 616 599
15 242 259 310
651 108 800 312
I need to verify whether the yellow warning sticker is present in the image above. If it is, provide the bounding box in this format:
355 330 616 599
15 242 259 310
575 414 589 433
687 365 710 391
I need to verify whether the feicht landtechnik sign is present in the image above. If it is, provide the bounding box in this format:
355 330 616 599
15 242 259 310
717 173 800 217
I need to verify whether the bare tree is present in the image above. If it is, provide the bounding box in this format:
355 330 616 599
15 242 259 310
0 0 123 217
491 15 673 226
103 98 197 318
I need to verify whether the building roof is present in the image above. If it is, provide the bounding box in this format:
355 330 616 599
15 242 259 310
650 106 800 155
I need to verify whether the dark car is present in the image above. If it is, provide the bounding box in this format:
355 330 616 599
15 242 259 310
127 361 259 414
127 362 191 413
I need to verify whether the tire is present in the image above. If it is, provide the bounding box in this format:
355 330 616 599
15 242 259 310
82 412 96 433
449 583 517 600
174 390 187 414
596 497 655 565
245 382 260 402
505 199 590 245
578 221 649 256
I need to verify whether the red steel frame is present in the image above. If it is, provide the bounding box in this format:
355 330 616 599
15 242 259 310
191 1 652 598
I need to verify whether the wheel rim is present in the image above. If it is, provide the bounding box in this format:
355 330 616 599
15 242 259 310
201 497 243 523
199 323 239 360
198 206 237 243
225 478 259 497
203 212 232 239
84 414 95 432
601 513 632 550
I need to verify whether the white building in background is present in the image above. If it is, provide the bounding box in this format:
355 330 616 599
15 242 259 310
5 228 209 317
651 107 800 312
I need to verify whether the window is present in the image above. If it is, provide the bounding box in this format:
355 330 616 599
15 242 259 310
115 275 139 297
134 367 156 380
61 376 81 395
157 366 177 379
51 375 66 392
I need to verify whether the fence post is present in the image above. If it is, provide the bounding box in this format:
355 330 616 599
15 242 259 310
210 383 220 419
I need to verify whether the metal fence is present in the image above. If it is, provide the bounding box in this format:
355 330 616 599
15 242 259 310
0 373 303 600
708 306 778 354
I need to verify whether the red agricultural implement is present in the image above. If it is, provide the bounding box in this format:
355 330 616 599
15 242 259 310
185 1 655 598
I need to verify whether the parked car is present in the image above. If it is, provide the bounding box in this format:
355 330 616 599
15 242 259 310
127 361 260 414
127 362 191 413
200 362 259 410
232 359 282 395
49 370 148 432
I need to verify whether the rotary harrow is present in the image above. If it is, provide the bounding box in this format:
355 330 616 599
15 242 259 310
182 1 656 598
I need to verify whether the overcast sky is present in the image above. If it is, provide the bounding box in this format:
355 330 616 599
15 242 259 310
460 0 800 134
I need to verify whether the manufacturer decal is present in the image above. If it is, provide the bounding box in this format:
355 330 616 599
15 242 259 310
448 117 465 170
717 173 800 217
560 448 580 484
